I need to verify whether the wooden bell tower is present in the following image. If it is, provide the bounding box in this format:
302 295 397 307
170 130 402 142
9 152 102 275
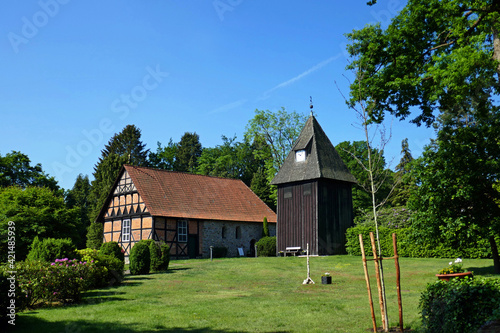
271 112 356 255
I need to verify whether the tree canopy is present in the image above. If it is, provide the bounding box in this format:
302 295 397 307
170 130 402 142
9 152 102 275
346 0 500 126
0 186 79 261
0 151 59 191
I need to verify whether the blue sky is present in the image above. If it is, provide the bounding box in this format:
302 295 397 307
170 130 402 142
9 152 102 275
1 0 435 190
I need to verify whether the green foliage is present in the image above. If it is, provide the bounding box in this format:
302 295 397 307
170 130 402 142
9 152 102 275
419 277 500 333
408 114 500 271
27 237 77 262
14 258 108 307
149 139 177 170
262 216 269 238
86 222 104 249
129 240 151 275
143 239 161 272
345 0 500 126
0 150 59 191
175 132 202 173
0 264 28 322
65 174 92 248
345 225 499 259
212 247 228 258
354 206 412 229
89 124 149 221
0 186 79 261
244 108 307 206
256 236 276 257
143 240 170 272
197 135 258 186
76 248 123 287
100 241 125 263
335 141 393 214
159 242 171 271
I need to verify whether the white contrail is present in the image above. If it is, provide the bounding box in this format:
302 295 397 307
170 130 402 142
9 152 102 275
209 99 248 114
261 54 341 98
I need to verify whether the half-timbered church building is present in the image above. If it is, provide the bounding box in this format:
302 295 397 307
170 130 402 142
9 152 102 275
97 165 276 259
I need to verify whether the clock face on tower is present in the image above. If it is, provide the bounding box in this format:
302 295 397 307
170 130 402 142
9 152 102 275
295 150 306 162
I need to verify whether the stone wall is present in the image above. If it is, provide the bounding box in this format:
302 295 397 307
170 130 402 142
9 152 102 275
201 221 276 258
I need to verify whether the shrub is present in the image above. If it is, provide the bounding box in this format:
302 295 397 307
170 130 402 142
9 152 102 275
212 246 228 258
76 248 123 287
256 236 276 257
129 240 150 275
0 264 28 323
159 242 171 271
345 225 499 259
86 222 104 249
419 277 500 333
143 240 161 272
144 240 170 272
15 258 106 306
100 241 125 263
27 237 77 262
262 216 269 237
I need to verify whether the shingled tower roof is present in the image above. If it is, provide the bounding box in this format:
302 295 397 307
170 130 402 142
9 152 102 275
271 115 356 185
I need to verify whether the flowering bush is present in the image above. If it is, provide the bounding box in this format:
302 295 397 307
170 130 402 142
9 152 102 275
16 258 108 307
438 258 465 275
322 272 331 277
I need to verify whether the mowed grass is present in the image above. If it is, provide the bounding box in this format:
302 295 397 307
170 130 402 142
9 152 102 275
15 256 498 333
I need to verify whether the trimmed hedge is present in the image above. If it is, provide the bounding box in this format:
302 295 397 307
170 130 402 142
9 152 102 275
256 236 276 257
420 277 500 333
345 225 498 259
100 241 125 263
129 240 151 275
27 237 77 262
212 247 228 258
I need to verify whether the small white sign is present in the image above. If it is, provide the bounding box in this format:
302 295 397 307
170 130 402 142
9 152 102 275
238 247 244 256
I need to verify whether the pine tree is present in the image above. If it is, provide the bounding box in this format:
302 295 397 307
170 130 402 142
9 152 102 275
174 132 202 173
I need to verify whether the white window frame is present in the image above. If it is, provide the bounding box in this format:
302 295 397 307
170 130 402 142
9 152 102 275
122 219 131 242
178 220 188 243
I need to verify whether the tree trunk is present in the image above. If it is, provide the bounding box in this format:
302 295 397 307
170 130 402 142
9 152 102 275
494 28 500 74
490 235 500 274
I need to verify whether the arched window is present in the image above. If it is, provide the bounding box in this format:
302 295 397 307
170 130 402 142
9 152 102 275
235 226 241 239
222 226 226 239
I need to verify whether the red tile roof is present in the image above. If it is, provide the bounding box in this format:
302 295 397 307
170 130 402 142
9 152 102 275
123 165 276 223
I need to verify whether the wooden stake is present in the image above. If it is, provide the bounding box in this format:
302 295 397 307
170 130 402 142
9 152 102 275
359 234 377 333
370 232 387 331
393 233 404 332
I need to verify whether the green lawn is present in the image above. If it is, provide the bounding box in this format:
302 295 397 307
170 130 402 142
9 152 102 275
14 256 498 332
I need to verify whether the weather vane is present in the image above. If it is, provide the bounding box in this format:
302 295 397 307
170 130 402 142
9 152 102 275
309 96 314 116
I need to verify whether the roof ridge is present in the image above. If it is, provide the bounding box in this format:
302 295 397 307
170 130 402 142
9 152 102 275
124 164 245 183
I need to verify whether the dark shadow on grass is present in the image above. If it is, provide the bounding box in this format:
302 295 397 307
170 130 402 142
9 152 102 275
14 316 291 333
467 265 499 276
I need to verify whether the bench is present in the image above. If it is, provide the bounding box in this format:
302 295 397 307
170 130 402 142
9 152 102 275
285 246 302 256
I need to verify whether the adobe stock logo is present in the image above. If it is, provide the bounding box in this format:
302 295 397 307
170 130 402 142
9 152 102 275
7 0 70 54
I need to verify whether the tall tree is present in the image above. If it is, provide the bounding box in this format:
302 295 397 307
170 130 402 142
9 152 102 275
149 139 178 171
408 110 500 273
390 139 416 207
65 174 92 248
346 0 500 126
174 132 202 173
336 141 392 215
0 151 59 191
245 108 307 174
197 135 256 185
87 125 149 247
99 124 149 167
